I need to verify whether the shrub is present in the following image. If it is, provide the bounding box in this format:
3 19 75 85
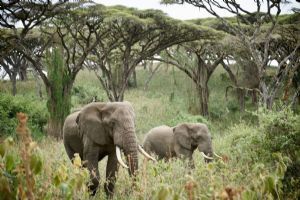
257 106 300 160
209 103 226 119
72 85 106 106
0 93 48 139
226 100 240 112
0 114 89 199
255 106 300 198
167 111 210 128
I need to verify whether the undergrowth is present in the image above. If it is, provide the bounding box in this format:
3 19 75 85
0 67 299 199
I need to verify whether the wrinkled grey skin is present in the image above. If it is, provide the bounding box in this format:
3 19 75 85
143 123 213 165
63 101 138 196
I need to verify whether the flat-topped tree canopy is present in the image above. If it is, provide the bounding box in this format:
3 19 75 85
0 0 73 59
83 4 222 101
92 3 223 63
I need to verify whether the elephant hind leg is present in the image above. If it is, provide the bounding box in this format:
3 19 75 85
104 152 119 197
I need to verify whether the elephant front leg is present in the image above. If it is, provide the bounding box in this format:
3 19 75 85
104 152 119 197
83 145 100 196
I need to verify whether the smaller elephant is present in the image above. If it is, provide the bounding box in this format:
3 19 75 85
143 123 219 165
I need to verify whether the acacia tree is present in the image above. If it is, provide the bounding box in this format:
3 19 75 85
24 6 104 139
153 39 224 116
85 5 215 101
220 35 261 111
163 0 299 109
269 18 300 106
0 0 66 59
0 33 44 96
2 3 102 139
0 50 27 95
220 19 299 111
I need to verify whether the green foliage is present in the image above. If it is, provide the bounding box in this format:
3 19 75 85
167 112 210 128
1 40 299 199
45 46 72 132
0 137 43 199
278 13 300 25
0 93 48 139
255 106 300 198
0 137 89 200
256 106 300 160
46 47 70 113
72 85 105 105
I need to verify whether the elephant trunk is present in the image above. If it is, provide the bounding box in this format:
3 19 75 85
123 131 139 176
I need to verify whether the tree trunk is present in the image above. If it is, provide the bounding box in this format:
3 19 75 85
47 118 63 140
251 90 258 107
46 84 72 140
260 79 274 110
237 88 245 112
11 75 17 96
266 96 274 110
196 61 210 117
197 85 209 116
19 62 27 81
196 70 209 116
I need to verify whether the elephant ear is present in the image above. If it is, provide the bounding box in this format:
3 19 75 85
79 103 114 145
173 123 191 150
75 112 80 125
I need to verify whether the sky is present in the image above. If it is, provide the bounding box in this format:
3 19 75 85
95 0 300 20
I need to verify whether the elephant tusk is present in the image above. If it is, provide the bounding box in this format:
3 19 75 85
213 152 222 159
138 145 157 162
200 152 214 160
116 146 129 169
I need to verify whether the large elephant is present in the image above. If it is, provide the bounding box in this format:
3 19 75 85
63 101 154 196
143 123 220 165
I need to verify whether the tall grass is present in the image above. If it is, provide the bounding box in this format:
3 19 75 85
0 65 298 199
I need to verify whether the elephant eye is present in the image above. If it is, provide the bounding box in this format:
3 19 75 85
194 134 202 140
109 120 115 127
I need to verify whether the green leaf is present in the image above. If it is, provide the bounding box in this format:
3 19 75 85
157 187 170 200
0 143 5 157
173 193 180 200
5 153 15 171
242 190 258 200
30 154 43 174
4 137 14 147
263 176 276 196
53 175 61 187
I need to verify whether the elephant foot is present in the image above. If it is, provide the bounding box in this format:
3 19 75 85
104 184 115 198
88 183 98 196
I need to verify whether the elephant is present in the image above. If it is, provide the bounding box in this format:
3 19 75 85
63 101 155 196
143 123 220 165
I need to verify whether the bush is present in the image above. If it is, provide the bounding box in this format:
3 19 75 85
0 114 89 200
167 112 210 128
0 93 48 139
256 106 300 198
257 106 300 160
72 85 106 106
226 100 240 112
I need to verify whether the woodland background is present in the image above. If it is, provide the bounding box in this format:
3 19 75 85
0 0 299 199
